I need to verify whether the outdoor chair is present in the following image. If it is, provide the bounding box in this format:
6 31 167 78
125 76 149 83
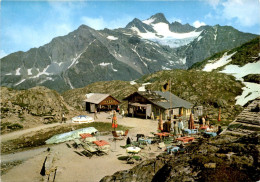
122 130 129 137
112 131 124 140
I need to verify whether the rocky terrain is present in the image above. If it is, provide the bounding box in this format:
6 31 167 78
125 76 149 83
0 86 72 133
101 98 260 182
0 13 257 92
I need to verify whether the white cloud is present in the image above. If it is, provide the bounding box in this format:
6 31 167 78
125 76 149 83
0 50 8 59
222 0 260 27
207 0 221 8
193 20 206 28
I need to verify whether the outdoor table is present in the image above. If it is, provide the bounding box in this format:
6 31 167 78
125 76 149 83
93 140 110 146
116 130 124 136
155 132 170 140
126 146 141 154
176 136 195 143
138 138 152 144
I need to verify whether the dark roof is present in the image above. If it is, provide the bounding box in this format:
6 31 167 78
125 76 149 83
154 91 193 109
124 91 193 109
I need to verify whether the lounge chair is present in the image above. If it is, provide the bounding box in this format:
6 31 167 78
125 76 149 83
122 130 129 137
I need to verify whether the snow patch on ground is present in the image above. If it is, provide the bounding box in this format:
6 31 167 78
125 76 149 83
197 36 202 41
203 52 236 72
27 69 32 75
107 36 118 40
15 68 21 75
179 57 186 64
99 62 117 72
130 80 137 85
5 73 12 75
14 79 26 86
220 61 260 80
99 62 111 66
138 82 151 91
131 46 147 67
220 61 260 105
235 82 260 106
31 65 50 78
162 66 171 70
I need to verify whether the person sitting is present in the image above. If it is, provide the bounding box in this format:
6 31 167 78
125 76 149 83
217 126 223 135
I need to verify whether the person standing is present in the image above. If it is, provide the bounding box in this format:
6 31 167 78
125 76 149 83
158 114 163 131
121 109 125 118
94 109 98 120
178 119 184 136
173 121 178 136
202 116 206 127
205 115 210 126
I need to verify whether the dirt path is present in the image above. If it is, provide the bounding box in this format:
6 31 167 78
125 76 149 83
1 123 62 143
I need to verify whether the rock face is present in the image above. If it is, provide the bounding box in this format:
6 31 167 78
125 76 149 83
0 13 257 92
101 99 260 182
101 133 259 182
0 86 72 132
224 97 260 136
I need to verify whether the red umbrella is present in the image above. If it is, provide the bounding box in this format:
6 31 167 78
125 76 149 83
218 108 221 122
188 113 195 129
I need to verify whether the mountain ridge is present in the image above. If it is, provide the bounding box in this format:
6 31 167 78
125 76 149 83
0 13 257 92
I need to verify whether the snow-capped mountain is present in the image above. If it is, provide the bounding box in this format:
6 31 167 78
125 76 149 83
126 13 201 48
0 13 257 92
192 37 260 106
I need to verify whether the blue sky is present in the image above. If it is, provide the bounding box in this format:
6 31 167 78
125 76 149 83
1 0 259 58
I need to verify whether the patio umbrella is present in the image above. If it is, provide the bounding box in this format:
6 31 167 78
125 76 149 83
218 108 221 122
112 110 118 131
188 113 195 129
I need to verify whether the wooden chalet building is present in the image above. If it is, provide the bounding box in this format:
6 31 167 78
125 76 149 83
84 93 120 113
124 91 193 119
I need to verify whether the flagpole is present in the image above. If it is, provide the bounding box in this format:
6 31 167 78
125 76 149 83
170 79 172 120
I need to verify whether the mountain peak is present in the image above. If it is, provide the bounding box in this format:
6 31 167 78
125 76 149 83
146 13 169 24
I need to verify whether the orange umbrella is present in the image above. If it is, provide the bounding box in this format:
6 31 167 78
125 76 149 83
188 113 195 129
112 110 118 130
218 108 221 122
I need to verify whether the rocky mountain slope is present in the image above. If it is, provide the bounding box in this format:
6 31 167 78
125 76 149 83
0 86 72 133
190 37 260 106
0 13 257 92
